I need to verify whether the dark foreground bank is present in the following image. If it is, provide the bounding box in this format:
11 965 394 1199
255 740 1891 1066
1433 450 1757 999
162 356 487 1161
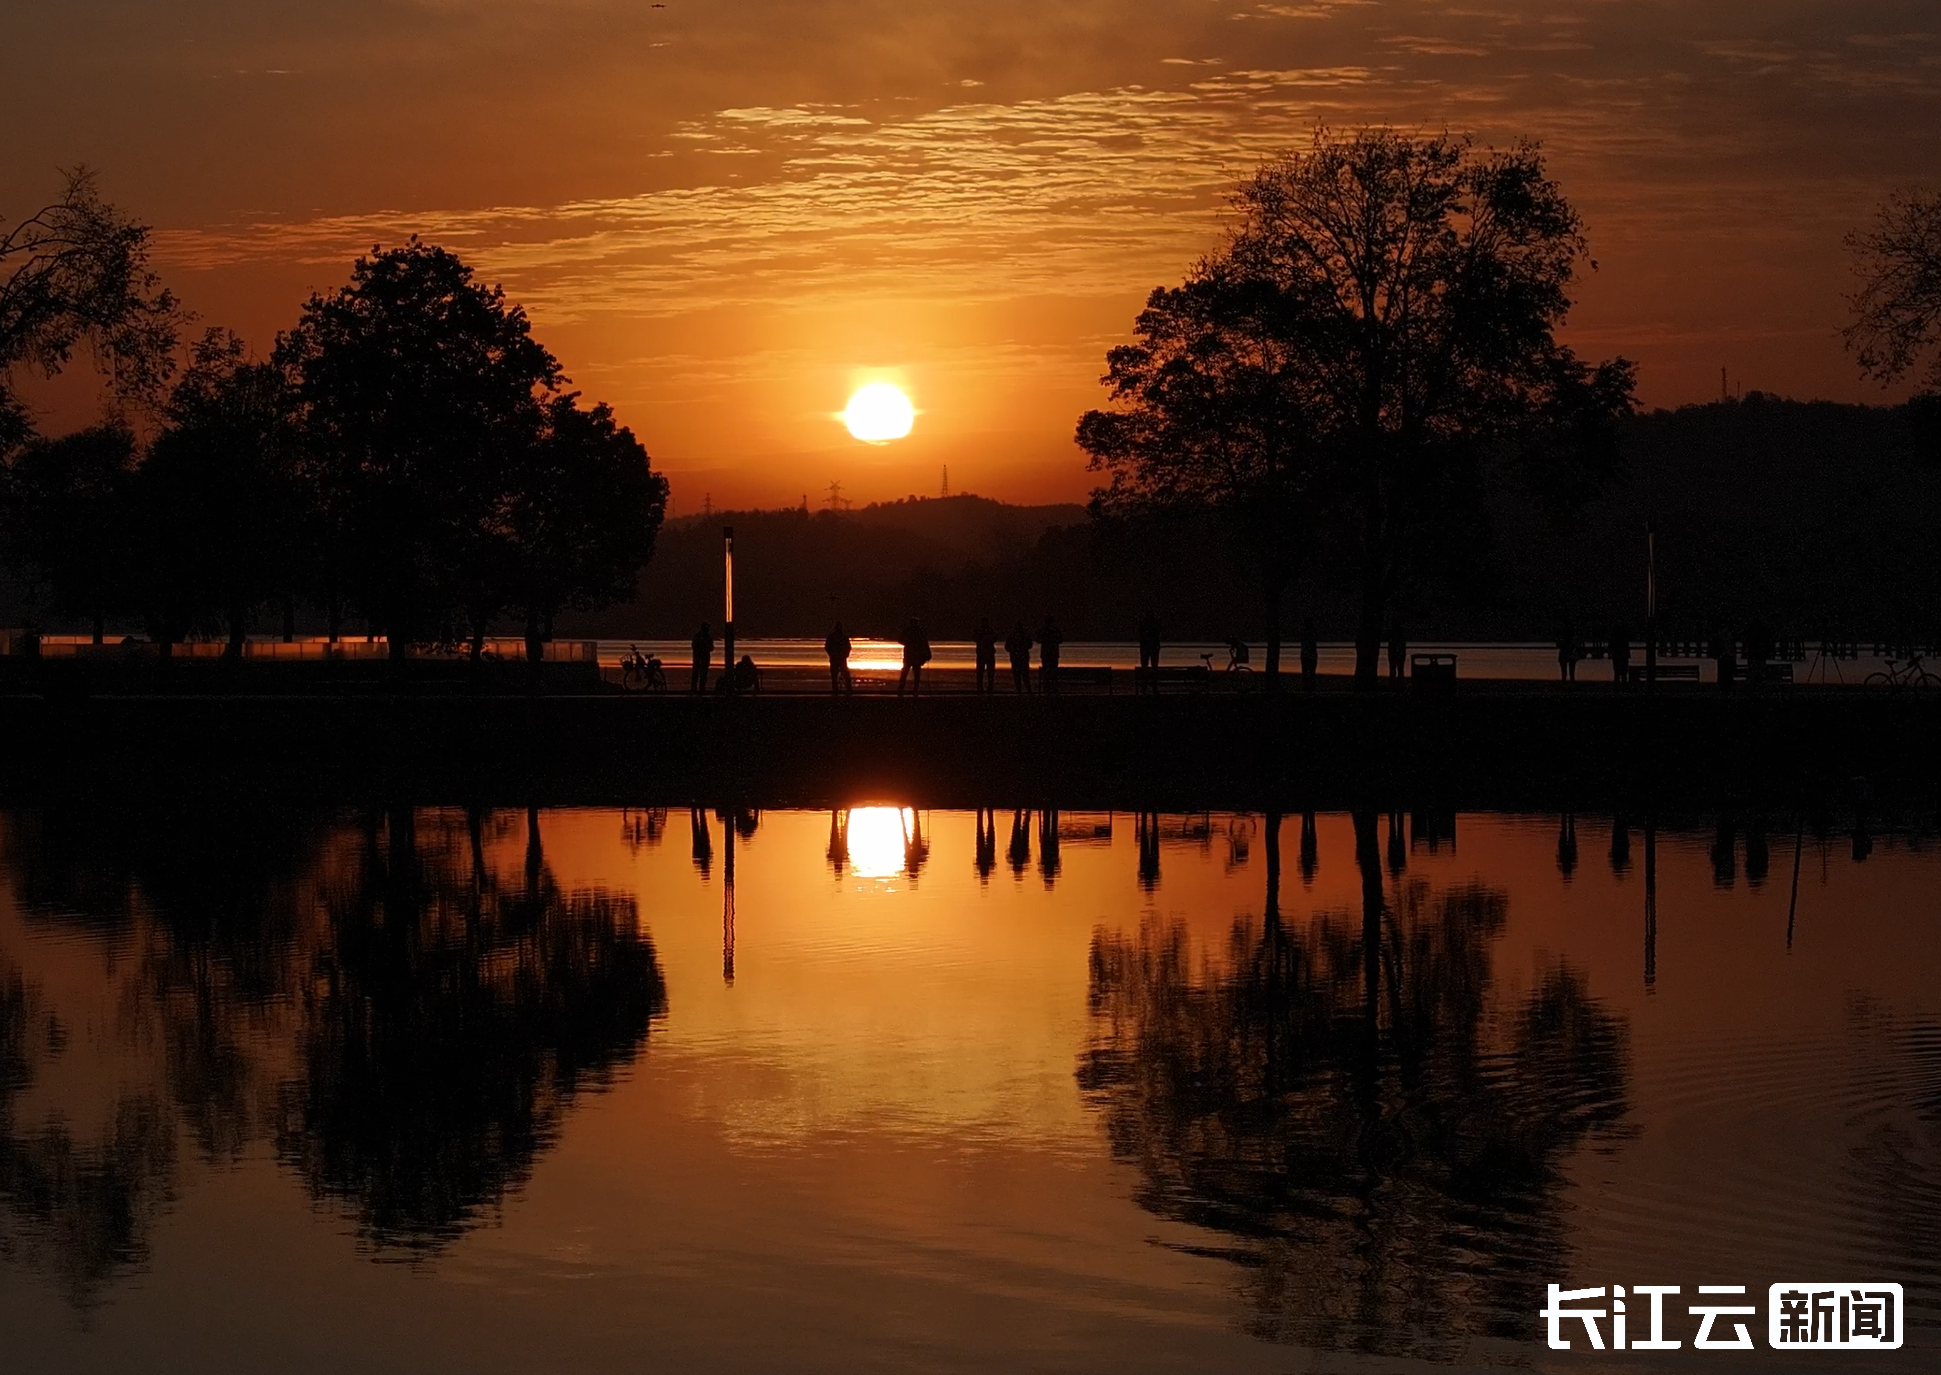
2 689 1934 809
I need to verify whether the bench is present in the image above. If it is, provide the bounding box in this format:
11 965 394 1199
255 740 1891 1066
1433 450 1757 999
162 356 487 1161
1050 666 1114 693
1647 663 1701 681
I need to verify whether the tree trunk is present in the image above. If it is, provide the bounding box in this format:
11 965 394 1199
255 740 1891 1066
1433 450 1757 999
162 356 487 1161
1262 570 1286 690
1354 589 1384 691
525 605 544 691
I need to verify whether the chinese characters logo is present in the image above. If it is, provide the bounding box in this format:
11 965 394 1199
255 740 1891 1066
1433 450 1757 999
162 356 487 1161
1542 1283 1902 1351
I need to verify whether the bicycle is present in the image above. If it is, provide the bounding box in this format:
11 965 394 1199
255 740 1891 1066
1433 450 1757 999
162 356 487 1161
1864 654 1941 691
620 646 668 692
1188 643 1254 692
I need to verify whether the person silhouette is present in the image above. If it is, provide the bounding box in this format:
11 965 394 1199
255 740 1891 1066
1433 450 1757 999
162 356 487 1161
1745 618 1772 691
973 616 998 694
1138 609 1162 679
1006 620 1033 694
825 620 852 695
1713 625 1736 694
689 622 714 694
1557 623 1580 683
1300 619 1319 693
1038 616 1063 695
898 617 932 696
1609 624 1631 685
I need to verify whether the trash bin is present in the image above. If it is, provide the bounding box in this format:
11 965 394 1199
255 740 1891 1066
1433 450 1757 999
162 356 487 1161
1411 653 1457 698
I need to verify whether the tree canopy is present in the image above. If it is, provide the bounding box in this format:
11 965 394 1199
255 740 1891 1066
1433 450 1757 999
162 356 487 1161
0 169 180 445
1079 130 1636 686
275 240 567 658
1846 189 1941 391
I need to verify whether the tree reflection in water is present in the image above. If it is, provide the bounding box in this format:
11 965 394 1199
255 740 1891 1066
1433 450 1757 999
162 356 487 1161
1077 811 1631 1361
0 806 667 1301
281 807 668 1252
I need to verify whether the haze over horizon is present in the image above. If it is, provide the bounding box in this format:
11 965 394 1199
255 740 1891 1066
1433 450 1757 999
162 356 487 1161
8 0 1939 509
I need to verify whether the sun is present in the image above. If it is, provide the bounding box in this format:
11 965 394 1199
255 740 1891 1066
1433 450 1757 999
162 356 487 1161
841 383 915 443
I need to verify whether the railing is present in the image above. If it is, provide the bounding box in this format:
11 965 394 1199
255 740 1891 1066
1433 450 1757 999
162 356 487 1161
1 633 596 663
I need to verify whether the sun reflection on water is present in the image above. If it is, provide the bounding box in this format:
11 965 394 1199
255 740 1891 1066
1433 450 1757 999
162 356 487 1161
844 806 914 877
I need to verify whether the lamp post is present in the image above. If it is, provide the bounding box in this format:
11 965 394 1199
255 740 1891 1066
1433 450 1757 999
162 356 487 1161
723 524 735 694
1644 524 1657 690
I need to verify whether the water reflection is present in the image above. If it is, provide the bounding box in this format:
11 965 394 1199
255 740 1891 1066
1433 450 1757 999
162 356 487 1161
282 808 667 1251
0 806 666 1299
1 803 1936 1366
1077 813 1632 1361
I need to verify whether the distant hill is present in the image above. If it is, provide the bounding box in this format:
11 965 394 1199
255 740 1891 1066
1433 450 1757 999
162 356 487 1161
567 397 1941 644
9 400 1936 645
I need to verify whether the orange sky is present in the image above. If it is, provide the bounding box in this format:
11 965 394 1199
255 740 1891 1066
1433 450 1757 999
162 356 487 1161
7 1 1940 509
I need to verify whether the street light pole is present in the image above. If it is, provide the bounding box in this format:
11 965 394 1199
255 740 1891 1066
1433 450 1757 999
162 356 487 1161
1644 524 1657 690
723 525 735 694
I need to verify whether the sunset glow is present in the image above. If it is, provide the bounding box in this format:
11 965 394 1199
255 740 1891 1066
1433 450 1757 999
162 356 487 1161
840 384 915 444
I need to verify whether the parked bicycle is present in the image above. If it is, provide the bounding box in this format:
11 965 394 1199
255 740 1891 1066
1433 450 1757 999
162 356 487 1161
620 646 668 692
1187 641 1254 693
1865 653 1941 691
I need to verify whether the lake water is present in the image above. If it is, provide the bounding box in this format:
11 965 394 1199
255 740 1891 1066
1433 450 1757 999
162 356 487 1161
2 805 1935 1371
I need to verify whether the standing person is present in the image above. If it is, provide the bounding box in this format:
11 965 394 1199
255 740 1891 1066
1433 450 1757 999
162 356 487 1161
1713 625 1736 693
973 616 998 694
1387 622 1406 682
1138 610 1162 670
1745 618 1772 690
1557 623 1579 682
690 622 715 694
910 618 931 694
1136 609 1162 694
1301 619 1319 694
824 620 852 695
1006 620 1034 694
1610 625 1631 685
897 617 920 696
1038 616 1063 695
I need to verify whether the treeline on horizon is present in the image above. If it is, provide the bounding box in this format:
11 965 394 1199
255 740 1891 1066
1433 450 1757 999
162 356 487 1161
572 393 1941 646
7 136 1941 674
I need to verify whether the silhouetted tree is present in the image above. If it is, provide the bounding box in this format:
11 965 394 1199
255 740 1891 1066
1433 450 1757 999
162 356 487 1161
275 241 562 658
500 393 669 666
0 169 180 445
0 423 136 641
1846 189 1941 390
1086 132 1635 688
138 329 305 656
1078 274 1320 683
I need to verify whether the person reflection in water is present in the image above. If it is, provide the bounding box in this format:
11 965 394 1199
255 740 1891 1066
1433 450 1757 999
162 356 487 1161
1007 809 1031 876
974 810 998 882
1076 808 1630 1362
690 807 713 878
